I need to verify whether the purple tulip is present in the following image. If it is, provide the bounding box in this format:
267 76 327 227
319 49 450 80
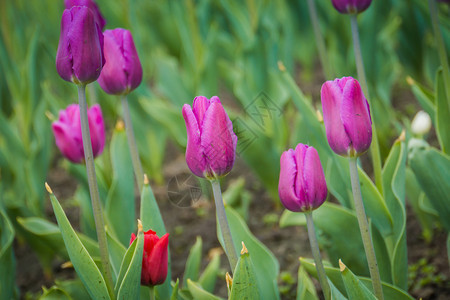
98 29 143 95
56 6 105 85
278 144 328 212
182 96 237 179
321 77 372 157
331 0 372 14
52 104 105 163
64 0 106 30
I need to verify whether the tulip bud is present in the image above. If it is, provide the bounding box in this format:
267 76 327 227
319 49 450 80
98 29 143 95
320 77 372 157
130 230 169 286
64 0 106 30
411 110 432 136
182 96 237 179
56 6 105 85
331 0 372 14
278 144 328 212
52 104 105 163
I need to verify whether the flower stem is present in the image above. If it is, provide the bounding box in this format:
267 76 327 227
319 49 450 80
121 95 144 192
429 0 450 110
210 180 238 271
348 157 384 300
350 14 384 197
305 212 331 300
149 286 155 300
77 84 114 297
307 0 332 79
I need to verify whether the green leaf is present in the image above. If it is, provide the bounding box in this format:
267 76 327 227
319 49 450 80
106 229 126 280
187 279 223 300
105 127 135 246
230 246 260 299
435 68 450 154
407 76 436 124
116 225 144 300
38 286 71 300
339 261 377 300
300 258 413 300
0 208 16 300
296 265 319 300
54 279 90 300
183 236 203 287
409 146 450 232
170 279 180 300
198 252 221 293
219 206 280 300
48 188 111 300
115 238 137 294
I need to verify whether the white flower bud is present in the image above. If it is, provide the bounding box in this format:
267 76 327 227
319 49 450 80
411 110 432 135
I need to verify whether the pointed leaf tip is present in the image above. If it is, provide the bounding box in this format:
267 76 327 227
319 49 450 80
339 259 346 272
406 76 414 86
137 219 143 233
240 242 248 255
45 182 53 194
115 120 125 131
396 130 406 143
144 174 149 185
278 61 286 72
316 109 323 123
226 272 233 290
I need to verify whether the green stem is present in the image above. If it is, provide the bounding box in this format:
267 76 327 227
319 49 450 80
149 286 155 300
350 14 384 196
307 0 332 79
121 95 144 191
305 212 331 300
429 0 450 110
210 180 238 271
87 83 98 103
348 157 384 300
77 84 114 297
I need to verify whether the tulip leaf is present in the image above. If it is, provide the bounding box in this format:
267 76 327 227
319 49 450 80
435 68 450 154
38 286 71 300
105 127 135 246
0 207 16 300
106 229 126 280
230 246 260 300
183 236 203 287
408 77 436 124
48 190 111 300
186 279 224 300
339 261 377 300
53 279 90 300
219 206 280 300
198 252 221 293
116 227 144 300
114 237 137 293
300 258 413 300
170 278 180 300
296 265 319 300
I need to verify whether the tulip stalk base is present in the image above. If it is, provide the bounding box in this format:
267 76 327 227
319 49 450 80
121 95 144 191
149 286 155 300
350 14 384 197
77 85 114 296
348 157 384 300
305 212 331 300
211 180 238 271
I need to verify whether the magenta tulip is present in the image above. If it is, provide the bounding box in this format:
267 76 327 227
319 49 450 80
278 144 328 212
56 6 105 85
130 230 169 286
331 0 372 14
64 0 106 30
321 77 372 157
182 96 237 179
98 29 143 95
52 104 105 163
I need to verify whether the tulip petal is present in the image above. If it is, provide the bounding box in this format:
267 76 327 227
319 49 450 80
87 104 105 156
192 96 211 131
278 149 302 212
122 29 142 92
52 122 84 163
303 147 327 210
182 104 206 177
200 101 236 177
321 80 352 155
56 10 74 82
341 79 372 154
147 233 169 285
293 144 308 205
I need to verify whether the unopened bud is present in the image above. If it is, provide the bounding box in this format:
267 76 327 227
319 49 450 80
411 110 431 136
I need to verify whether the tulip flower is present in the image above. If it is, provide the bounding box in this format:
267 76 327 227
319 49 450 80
331 0 372 14
52 104 105 163
278 144 328 212
321 77 372 157
130 230 169 286
182 96 237 179
411 110 432 136
64 0 106 30
98 29 143 95
56 6 105 85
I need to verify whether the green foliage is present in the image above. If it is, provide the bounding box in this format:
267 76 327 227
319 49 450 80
339 261 377 300
0 208 16 300
229 245 260 299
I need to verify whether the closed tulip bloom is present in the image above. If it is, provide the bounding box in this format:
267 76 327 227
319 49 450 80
130 230 169 286
278 144 328 212
52 104 105 163
98 29 143 95
64 0 106 30
56 6 105 85
331 0 372 14
321 77 372 157
182 96 237 179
